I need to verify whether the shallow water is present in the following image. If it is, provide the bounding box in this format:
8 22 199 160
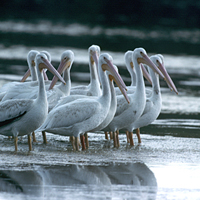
0 20 200 199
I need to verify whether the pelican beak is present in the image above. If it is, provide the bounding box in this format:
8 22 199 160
49 58 70 89
138 54 164 79
91 51 99 67
20 69 31 82
91 51 101 84
103 58 127 91
42 58 66 86
109 74 130 104
141 64 152 85
43 69 49 81
157 62 178 94
103 59 129 103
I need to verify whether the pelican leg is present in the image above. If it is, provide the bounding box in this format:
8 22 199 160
28 135 32 151
129 132 134 146
113 131 117 147
70 136 76 150
80 134 86 151
14 137 18 151
84 133 89 149
105 131 109 140
42 131 48 144
75 137 79 151
136 128 141 144
109 131 113 140
116 130 120 147
126 131 130 143
32 132 37 142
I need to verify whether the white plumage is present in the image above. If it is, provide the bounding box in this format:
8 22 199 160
0 53 65 151
103 48 164 147
70 45 101 96
36 53 129 150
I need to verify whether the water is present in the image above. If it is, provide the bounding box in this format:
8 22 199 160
0 20 200 199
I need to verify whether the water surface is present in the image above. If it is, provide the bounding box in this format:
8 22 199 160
0 20 200 199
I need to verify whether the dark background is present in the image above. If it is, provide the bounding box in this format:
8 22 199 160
0 0 200 29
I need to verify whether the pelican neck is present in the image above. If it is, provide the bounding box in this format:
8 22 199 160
28 61 37 81
35 64 47 102
132 58 145 96
98 65 111 103
58 67 71 95
89 56 100 85
148 66 160 96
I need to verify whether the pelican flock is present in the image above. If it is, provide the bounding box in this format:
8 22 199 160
0 45 178 151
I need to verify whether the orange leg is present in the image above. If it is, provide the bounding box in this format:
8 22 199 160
129 132 134 146
42 131 48 144
113 131 117 147
32 132 37 142
28 135 32 151
116 130 120 147
105 131 109 140
70 136 76 150
75 137 79 151
136 128 141 144
14 137 18 151
126 131 130 143
80 134 86 151
84 133 89 149
109 131 113 140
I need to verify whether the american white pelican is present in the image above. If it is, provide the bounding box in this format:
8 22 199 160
20 50 51 82
0 53 65 151
70 45 101 96
115 50 152 96
125 54 178 145
103 48 164 147
47 50 74 112
90 65 120 133
0 50 39 101
39 50 74 144
36 53 129 151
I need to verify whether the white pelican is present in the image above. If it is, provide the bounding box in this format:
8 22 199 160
70 45 101 96
0 50 39 101
114 50 152 96
36 53 129 151
20 50 51 82
103 48 164 147
0 53 65 151
40 50 74 144
47 50 74 112
125 54 178 145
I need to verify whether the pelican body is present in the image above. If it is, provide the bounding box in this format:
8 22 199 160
36 53 129 150
0 53 65 151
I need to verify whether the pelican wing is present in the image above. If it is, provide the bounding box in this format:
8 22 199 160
2 83 38 101
42 99 101 129
140 99 153 117
0 99 33 126
55 95 88 108
115 95 132 117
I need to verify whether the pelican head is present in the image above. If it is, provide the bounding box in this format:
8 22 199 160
125 50 134 72
49 50 74 89
133 48 164 79
150 54 178 94
89 45 101 67
28 50 39 67
99 53 129 103
41 50 51 62
20 50 39 82
35 53 66 85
